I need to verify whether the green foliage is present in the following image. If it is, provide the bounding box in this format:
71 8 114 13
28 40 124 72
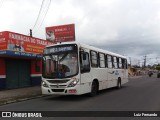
156 66 160 71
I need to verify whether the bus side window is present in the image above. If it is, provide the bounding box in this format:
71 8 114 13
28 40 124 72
105 55 108 68
99 53 105 68
118 58 122 69
125 59 128 69
122 59 124 69
113 56 118 69
90 51 98 68
80 52 90 73
122 59 127 69
107 55 112 68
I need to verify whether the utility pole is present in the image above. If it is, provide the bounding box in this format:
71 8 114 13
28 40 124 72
138 60 140 67
129 57 131 66
144 55 147 68
30 29 32 37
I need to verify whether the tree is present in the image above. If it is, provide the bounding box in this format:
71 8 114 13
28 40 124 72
156 66 160 71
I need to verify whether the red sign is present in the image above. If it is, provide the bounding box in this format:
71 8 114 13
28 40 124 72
0 31 53 54
46 24 75 43
0 32 7 50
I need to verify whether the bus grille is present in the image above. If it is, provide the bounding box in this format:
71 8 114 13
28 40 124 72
47 79 70 84
52 89 64 92
50 85 67 88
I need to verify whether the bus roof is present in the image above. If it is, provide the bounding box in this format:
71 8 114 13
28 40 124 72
46 42 127 59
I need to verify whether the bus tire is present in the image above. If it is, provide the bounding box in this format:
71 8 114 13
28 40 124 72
90 80 98 97
117 78 121 89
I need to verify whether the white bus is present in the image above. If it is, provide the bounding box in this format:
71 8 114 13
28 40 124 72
41 42 128 96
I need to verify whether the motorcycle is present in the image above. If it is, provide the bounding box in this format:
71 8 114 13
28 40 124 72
148 72 153 77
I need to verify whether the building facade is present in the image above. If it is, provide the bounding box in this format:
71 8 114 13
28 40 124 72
0 31 52 90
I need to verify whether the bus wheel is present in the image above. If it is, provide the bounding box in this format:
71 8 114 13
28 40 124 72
117 79 121 89
90 81 98 97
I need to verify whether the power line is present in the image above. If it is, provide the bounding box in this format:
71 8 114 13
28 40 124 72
32 0 45 30
31 0 51 36
0 0 4 9
33 0 51 35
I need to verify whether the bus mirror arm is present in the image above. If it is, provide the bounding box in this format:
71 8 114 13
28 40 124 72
80 51 87 60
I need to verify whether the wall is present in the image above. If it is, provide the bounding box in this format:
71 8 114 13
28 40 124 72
0 58 6 90
30 60 42 86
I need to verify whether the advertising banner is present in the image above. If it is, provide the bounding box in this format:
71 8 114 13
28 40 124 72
5 31 52 54
46 24 75 43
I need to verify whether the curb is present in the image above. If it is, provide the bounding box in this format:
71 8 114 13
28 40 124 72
0 94 48 106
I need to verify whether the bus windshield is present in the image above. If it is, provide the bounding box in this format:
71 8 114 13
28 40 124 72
42 51 78 79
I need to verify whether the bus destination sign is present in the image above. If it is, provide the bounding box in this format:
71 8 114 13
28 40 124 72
44 44 77 54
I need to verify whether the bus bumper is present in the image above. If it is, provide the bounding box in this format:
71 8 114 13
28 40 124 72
41 85 82 95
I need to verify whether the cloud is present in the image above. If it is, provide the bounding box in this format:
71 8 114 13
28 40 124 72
1 0 160 65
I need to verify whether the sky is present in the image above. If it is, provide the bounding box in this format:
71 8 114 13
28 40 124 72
1 0 160 65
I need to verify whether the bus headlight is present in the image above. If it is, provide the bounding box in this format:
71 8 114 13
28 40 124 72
68 78 79 87
42 81 49 88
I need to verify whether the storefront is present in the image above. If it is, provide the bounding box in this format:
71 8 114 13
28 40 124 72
0 31 52 90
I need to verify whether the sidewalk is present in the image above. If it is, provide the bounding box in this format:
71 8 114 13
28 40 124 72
0 86 44 106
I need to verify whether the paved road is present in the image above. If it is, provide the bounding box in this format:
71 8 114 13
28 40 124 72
0 75 160 120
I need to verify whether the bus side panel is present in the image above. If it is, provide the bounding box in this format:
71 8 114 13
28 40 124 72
80 68 109 93
80 72 92 94
80 68 128 94
107 68 115 88
111 69 123 87
90 68 108 90
122 69 128 84
110 68 129 88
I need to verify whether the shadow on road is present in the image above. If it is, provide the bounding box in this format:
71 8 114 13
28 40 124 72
44 86 128 102
98 86 128 95
45 94 90 102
